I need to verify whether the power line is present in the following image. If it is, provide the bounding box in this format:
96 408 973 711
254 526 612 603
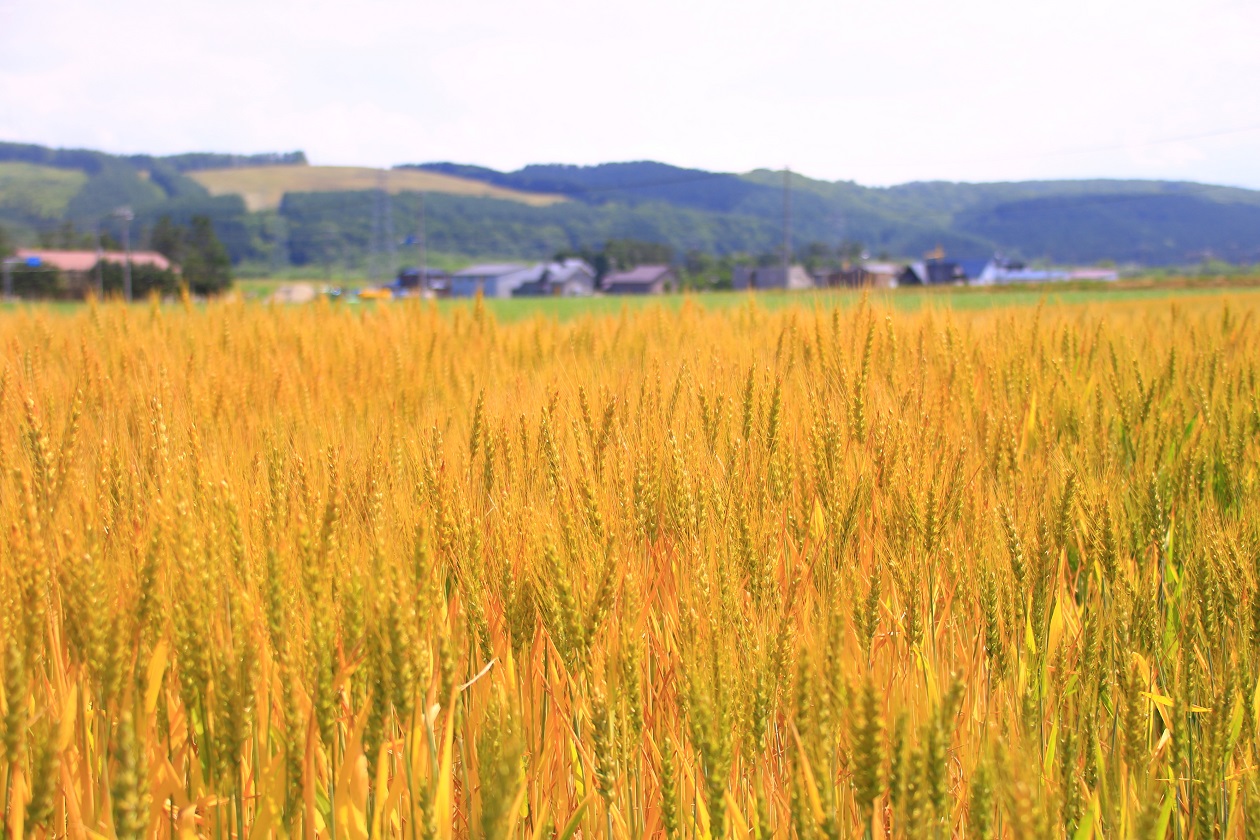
1025 120 1260 160
406 167 740 197
917 120 1260 170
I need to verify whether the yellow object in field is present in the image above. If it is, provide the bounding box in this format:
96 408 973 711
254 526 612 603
358 286 393 300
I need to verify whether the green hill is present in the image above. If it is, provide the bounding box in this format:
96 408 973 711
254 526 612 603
4 140 1260 271
0 162 87 226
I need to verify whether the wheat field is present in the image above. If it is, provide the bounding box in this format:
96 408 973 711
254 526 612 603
188 166 565 212
0 291 1258 840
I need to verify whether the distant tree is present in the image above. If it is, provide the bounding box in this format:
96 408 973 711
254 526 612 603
590 253 610 280
801 241 833 273
38 221 94 250
9 265 62 298
151 215 185 262
181 215 232 295
97 260 179 298
603 238 673 270
148 214 231 295
839 240 865 263
679 250 721 291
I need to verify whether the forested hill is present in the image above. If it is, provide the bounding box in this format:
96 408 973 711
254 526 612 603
407 161 772 213
4 138 1260 270
410 161 1260 266
0 141 307 263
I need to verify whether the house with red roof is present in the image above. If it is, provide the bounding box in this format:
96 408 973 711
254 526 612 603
14 249 178 296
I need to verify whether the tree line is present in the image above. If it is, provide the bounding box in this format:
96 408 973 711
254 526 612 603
0 215 231 298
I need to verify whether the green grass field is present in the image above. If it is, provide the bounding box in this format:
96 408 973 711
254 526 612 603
437 283 1260 322
8 277 1260 320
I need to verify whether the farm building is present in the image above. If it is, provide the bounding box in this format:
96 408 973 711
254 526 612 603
971 257 1119 285
512 259 596 297
897 259 965 286
449 263 533 298
14 248 177 296
395 266 451 295
819 262 899 288
732 265 814 291
602 265 677 295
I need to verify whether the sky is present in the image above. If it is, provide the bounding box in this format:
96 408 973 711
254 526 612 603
2 0 1260 188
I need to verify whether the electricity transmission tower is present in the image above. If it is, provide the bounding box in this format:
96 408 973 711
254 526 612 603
368 173 398 283
782 167 792 282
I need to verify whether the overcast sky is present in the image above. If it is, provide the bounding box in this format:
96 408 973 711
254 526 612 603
2 0 1259 188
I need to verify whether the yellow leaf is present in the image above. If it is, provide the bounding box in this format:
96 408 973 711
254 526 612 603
145 639 170 718
503 781 530 840
378 743 414 840
1252 675 1260 731
725 788 751 840
7 765 26 840
1043 716 1059 776
334 709 371 840
789 724 825 825
248 754 287 840
809 498 826 543
1046 597 1064 659
911 646 940 705
59 760 88 840
369 743 390 840
1131 653 1152 685
568 738 586 800
56 684 78 751
1141 691 1174 707
1017 391 1038 460
1071 792 1100 840
1154 791 1175 838
1024 603 1037 658
434 695 457 840
1227 698 1245 753
528 801 552 840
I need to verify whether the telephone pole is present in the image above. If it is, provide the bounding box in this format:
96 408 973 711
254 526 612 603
2 257 15 300
384 188 397 281
94 222 104 296
369 181 385 282
113 206 134 301
417 192 427 293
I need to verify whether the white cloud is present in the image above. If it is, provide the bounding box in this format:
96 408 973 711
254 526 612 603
2 0 1259 186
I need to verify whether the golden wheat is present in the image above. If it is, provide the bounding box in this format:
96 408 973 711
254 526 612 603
0 291 1257 839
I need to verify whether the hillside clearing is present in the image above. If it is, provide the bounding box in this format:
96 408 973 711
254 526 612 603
0 161 88 219
188 164 566 211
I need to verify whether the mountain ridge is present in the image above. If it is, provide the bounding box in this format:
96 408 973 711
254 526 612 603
4 140 1260 268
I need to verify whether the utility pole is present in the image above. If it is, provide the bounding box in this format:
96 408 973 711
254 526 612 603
369 187 383 282
94 222 104 297
114 207 134 301
782 166 792 285
417 192 427 294
2 257 14 300
384 189 397 282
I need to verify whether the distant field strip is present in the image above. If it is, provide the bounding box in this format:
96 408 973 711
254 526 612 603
189 165 566 211
429 283 1260 323
0 162 88 219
